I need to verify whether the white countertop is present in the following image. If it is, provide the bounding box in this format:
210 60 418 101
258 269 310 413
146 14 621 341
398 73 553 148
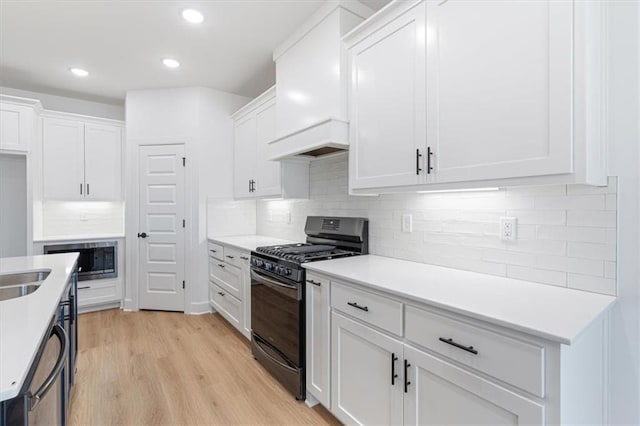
303 255 616 345
33 234 125 243
208 235 297 252
0 253 78 401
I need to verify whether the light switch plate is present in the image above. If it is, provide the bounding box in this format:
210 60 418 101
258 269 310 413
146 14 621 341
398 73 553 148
402 214 413 233
500 217 517 241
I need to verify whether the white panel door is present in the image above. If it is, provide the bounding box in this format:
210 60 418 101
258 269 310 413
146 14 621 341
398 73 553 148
426 0 573 183
138 144 185 312
84 123 122 200
331 312 404 425
42 118 85 200
404 344 545 425
254 100 282 197
233 115 256 198
306 274 330 407
349 2 426 189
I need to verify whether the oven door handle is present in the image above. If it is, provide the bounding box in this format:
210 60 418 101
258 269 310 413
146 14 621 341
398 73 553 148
253 336 298 373
250 269 297 290
29 323 69 410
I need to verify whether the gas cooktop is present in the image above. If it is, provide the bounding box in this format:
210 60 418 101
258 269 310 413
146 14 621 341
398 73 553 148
255 243 358 263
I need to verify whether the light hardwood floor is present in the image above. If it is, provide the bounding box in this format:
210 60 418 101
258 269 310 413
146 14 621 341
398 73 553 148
68 309 340 426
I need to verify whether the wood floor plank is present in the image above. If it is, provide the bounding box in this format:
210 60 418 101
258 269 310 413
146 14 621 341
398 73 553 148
68 309 340 426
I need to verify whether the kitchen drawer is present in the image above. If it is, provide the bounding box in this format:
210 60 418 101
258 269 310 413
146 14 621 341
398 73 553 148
223 247 250 269
208 242 224 261
210 282 242 330
77 283 119 308
331 281 403 336
306 274 329 288
209 259 242 299
405 305 545 397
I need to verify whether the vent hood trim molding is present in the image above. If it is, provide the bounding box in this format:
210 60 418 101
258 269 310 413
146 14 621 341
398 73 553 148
267 117 348 161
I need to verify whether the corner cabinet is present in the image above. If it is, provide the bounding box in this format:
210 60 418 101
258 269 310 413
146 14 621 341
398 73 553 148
307 272 608 426
42 114 123 200
0 95 41 153
232 86 309 199
346 0 607 193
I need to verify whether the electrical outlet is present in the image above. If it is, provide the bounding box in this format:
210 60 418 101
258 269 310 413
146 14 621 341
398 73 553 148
80 211 88 222
401 214 412 233
500 217 517 241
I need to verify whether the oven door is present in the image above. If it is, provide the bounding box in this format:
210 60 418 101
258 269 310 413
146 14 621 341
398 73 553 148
250 268 302 366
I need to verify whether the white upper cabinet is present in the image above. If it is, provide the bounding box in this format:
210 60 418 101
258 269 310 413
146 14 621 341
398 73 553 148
232 87 309 200
348 1 426 189
427 0 572 184
0 95 41 153
268 1 374 160
346 0 607 193
43 114 123 200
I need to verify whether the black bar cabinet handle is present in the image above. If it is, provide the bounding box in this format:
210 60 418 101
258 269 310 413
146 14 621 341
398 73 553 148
416 149 422 175
347 301 369 312
80 183 83 195
439 337 478 355
78 286 90 290
391 353 398 385
30 324 69 410
240 256 249 260
404 359 411 393
218 264 225 268
307 279 322 286
86 183 90 195
226 255 234 259
218 291 225 296
209 249 217 253
427 146 434 174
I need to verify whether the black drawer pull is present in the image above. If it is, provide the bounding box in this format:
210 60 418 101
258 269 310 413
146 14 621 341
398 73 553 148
240 256 249 260
77 286 91 290
391 353 398 385
226 255 234 259
218 264 225 268
439 337 478 355
307 279 322 286
218 291 225 296
404 359 411 393
209 249 217 253
347 301 368 312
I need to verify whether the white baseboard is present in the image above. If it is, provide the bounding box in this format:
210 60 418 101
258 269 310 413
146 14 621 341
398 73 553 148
187 301 212 315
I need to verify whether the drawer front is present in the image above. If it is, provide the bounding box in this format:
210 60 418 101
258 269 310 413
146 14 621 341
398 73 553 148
405 305 545 397
209 260 242 299
331 282 403 336
77 284 119 308
208 242 224 261
224 247 250 269
210 283 242 330
306 274 329 288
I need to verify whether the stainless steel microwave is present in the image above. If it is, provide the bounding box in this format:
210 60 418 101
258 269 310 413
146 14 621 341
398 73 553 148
44 241 117 281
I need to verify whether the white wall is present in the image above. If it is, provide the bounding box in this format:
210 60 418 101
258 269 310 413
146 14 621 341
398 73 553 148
0 155 27 257
125 87 249 314
0 86 124 120
257 154 618 295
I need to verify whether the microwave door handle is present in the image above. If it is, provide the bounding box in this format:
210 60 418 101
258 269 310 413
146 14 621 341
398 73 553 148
250 270 297 290
29 324 69 410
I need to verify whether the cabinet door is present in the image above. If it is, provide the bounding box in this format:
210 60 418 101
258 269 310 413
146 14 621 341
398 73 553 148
349 2 426 189
0 103 31 152
426 0 573 184
306 274 330 407
84 123 122 200
233 115 256 198
43 118 85 200
254 100 282 197
404 344 544 425
331 312 404 425
239 252 252 340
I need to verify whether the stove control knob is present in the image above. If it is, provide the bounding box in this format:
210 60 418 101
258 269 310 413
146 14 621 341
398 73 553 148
253 259 263 267
284 268 292 276
265 263 273 271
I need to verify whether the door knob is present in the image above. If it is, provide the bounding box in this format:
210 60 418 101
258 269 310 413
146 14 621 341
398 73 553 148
137 232 148 238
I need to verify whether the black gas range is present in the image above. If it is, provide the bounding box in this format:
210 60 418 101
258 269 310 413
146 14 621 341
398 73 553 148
250 216 368 400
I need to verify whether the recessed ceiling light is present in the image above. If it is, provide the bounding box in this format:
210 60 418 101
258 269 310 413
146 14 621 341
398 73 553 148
69 68 89 77
162 58 180 69
182 9 204 24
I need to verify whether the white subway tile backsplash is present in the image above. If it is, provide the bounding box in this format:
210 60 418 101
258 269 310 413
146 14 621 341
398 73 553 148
42 201 124 237
256 154 618 296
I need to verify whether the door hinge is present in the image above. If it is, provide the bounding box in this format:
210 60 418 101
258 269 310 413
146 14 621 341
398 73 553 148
182 219 185 228
182 157 186 167
182 280 185 289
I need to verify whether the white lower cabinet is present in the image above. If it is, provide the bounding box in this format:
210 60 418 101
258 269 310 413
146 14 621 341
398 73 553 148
404 345 544 425
208 241 251 339
305 273 331 407
331 311 404 425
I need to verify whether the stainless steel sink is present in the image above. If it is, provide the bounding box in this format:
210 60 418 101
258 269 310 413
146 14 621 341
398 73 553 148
0 271 50 301
0 271 50 287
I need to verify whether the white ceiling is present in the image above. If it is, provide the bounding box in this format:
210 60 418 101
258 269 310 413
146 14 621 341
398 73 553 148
0 0 389 105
